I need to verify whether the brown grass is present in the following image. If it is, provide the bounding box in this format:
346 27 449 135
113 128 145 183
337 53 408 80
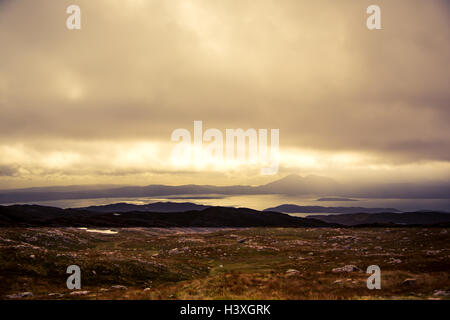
0 227 449 300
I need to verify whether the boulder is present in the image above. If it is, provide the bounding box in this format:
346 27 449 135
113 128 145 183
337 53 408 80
332 265 361 273
6 292 33 299
169 248 180 254
433 290 450 297
286 269 301 276
70 291 90 296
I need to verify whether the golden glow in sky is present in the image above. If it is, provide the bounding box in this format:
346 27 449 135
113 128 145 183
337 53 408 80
0 0 449 188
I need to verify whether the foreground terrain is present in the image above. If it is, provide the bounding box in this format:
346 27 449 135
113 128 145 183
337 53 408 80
0 227 449 300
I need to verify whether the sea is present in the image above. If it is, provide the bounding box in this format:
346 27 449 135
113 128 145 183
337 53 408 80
6 194 450 216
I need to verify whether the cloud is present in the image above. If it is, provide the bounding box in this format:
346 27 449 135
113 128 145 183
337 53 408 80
0 0 449 187
0 165 18 177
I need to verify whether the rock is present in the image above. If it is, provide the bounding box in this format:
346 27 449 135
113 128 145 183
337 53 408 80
144 288 151 292
401 279 417 286
389 258 402 264
48 293 63 298
286 269 300 276
70 291 90 296
237 238 248 243
332 265 361 273
111 285 127 290
433 290 450 297
29 254 35 259
6 292 33 299
169 248 180 254
440 230 448 234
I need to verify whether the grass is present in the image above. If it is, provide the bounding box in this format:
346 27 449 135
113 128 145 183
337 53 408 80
0 227 449 300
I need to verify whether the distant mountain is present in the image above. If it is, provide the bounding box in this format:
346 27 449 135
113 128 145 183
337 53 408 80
256 174 341 195
264 204 401 214
0 183 258 204
0 174 448 204
77 202 211 213
343 182 450 199
306 211 450 226
0 184 125 193
0 205 335 228
316 197 358 202
257 175 450 199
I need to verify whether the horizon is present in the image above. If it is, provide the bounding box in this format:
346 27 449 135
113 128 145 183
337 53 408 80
0 1 449 304
0 0 449 189
1 173 449 212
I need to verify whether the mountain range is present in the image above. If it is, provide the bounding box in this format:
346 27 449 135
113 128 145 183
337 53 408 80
0 174 449 204
79 201 401 214
264 204 401 214
77 202 211 213
308 211 450 226
0 205 334 228
1 203 449 228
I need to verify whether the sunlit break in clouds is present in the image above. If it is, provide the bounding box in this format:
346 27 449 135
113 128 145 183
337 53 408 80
0 0 449 188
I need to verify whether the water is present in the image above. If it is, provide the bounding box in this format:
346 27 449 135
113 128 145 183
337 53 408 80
78 228 118 234
8 194 450 212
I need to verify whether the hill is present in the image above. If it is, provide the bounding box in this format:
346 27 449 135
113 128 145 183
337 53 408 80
0 174 448 204
264 204 401 214
306 211 450 226
76 201 211 213
0 204 335 228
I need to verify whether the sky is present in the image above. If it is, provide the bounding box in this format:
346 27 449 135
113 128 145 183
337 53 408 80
0 0 449 188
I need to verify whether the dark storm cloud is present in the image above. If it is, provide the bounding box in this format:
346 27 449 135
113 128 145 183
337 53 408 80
0 165 18 177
